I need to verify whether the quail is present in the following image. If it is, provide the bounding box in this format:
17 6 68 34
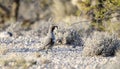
41 25 58 53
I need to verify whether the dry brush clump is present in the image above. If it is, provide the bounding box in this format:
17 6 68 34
56 22 86 47
0 52 51 68
65 29 83 46
82 31 120 57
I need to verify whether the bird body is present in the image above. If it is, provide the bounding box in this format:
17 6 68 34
40 25 58 53
43 34 54 50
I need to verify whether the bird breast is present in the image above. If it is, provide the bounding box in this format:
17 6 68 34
51 32 55 43
47 32 55 42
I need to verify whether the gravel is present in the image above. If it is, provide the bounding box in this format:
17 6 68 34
0 31 118 69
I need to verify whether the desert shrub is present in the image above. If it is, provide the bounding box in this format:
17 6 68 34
65 29 83 46
104 22 120 37
74 0 120 31
82 31 120 57
56 22 85 47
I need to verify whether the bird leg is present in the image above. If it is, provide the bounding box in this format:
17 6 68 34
45 49 49 54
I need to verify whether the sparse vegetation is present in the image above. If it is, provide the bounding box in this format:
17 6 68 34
82 31 120 57
0 0 120 69
75 0 120 31
56 22 87 46
0 53 51 69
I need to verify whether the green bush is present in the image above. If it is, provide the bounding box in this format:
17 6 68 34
76 0 120 31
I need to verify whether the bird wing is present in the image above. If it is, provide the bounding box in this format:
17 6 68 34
44 37 52 46
38 37 52 51
43 36 53 48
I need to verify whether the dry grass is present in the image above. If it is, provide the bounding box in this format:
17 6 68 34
104 22 120 37
56 21 91 46
0 46 8 55
82 31 120 57
0 55 29 69
0 52 51 69
56 26 83 46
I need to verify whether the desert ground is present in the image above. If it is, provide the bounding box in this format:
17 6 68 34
0 0 120 69
0 20 120 69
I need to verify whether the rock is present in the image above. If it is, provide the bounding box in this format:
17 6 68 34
0 31 12 38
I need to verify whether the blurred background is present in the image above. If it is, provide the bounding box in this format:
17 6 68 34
0 0 120 36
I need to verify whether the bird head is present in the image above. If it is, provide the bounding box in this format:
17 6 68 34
51 26 58 32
